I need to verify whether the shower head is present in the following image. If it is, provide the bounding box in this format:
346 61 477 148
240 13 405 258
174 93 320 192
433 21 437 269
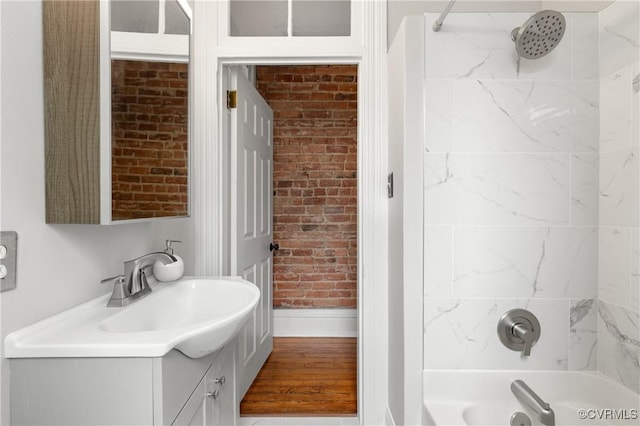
510 10 566 59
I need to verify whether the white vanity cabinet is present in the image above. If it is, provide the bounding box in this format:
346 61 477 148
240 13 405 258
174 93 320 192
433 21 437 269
10 344 236 426
173 343 236 426
172 364 214 426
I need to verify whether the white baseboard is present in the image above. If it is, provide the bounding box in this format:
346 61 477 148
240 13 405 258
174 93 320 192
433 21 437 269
273 308 357 337
385 406 396 426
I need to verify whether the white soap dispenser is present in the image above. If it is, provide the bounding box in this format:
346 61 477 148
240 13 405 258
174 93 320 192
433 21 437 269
153 240 184 282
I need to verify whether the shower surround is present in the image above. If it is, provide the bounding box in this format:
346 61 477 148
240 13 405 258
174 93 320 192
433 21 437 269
597 0 640 394
421 0 640 394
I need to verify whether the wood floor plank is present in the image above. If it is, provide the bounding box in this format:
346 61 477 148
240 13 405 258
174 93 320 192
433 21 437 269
240 337 357 417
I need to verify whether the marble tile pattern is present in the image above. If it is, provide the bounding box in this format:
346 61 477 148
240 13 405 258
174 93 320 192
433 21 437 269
422 13 597 81
452 227 598 299
597 0 640 395
422 12 601 371
572 154 599 225
598 227 632 308
424 226 452 297
632 229 640 312
424 298 570 370
597 300 640 393
600 67 633 154
570 299 598 370
599 148 639 227
599 0 640 77
452 80 599 154
424 153 571 226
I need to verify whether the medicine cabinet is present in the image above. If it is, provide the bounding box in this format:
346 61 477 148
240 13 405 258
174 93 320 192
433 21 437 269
44 0 191 224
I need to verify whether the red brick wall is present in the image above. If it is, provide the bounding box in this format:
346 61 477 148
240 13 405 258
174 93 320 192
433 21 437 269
111 60 188 220
256 65 357 309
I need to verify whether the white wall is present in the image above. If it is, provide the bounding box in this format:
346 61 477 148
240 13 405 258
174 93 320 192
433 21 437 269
387 22 408 425
387 16 425 426
0 2 194 424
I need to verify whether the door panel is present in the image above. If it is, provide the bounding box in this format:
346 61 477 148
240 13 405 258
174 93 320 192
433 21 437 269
259 258 271 342
241 265 257 362
230 67 274 400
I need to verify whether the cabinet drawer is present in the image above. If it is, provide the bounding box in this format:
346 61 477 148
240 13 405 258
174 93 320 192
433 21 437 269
171 364 214 426
154 349 220 424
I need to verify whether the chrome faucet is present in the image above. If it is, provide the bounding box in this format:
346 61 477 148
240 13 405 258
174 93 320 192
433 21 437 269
511 380 555 426
101 252 177 307
498 309 541 356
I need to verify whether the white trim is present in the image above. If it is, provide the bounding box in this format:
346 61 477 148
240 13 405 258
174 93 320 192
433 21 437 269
192 0 221 276
359 1 390 425
110 32 189 63
175 0 192 22
158 0 166 34
218 0 363 49
287 0 293 37
99 0 111 224
193 2 389 425
273 309 357 337
402 18 425 425
385 406 397 426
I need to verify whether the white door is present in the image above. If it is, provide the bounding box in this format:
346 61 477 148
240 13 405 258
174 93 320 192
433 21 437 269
229 67 274 400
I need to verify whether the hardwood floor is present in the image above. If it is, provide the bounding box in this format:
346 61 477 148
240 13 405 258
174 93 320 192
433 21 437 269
240 337 357 417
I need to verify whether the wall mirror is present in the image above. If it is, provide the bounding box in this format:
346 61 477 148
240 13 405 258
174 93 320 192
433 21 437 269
109 0 191 221
44 0 192 224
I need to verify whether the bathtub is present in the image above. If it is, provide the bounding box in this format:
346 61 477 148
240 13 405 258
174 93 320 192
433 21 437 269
423 371 640 426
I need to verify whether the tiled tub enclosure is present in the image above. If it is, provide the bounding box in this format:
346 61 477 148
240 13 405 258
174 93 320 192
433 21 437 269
598 0 640 394
422 0 640 397
423 10 600 371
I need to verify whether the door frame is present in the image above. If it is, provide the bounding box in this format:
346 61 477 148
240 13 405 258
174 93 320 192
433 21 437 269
217 56 386 424
220 57 361 406
190 5 389 424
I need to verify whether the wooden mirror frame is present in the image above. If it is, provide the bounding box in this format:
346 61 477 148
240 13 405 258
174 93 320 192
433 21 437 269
44 0 191 224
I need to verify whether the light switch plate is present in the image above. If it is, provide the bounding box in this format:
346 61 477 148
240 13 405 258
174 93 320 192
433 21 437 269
1 231 18 292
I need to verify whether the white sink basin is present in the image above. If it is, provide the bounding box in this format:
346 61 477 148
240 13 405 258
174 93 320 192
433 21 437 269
4 276 259 359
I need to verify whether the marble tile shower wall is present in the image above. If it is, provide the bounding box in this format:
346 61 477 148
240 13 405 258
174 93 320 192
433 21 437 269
423 12 601 371
597 0 640 394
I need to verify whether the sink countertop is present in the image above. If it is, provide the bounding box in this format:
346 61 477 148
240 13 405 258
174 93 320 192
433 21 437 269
4 276 259 359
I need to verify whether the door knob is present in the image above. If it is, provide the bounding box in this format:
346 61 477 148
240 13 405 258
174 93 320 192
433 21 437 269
270 242 279 252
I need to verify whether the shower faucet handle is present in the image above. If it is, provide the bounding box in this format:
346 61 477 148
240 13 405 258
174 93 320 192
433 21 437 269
512 323 534 356
498 309 541 357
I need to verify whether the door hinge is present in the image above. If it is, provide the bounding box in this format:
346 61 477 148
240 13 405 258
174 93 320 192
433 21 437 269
227 90 237 109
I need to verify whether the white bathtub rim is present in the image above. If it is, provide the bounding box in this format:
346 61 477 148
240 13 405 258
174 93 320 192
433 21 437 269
423 370 640 426
424 369 639 394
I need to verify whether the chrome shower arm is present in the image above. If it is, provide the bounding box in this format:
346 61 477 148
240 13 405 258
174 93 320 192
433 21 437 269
432 0 457 32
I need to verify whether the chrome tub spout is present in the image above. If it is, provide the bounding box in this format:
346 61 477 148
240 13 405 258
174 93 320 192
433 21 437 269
511 380 555 426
